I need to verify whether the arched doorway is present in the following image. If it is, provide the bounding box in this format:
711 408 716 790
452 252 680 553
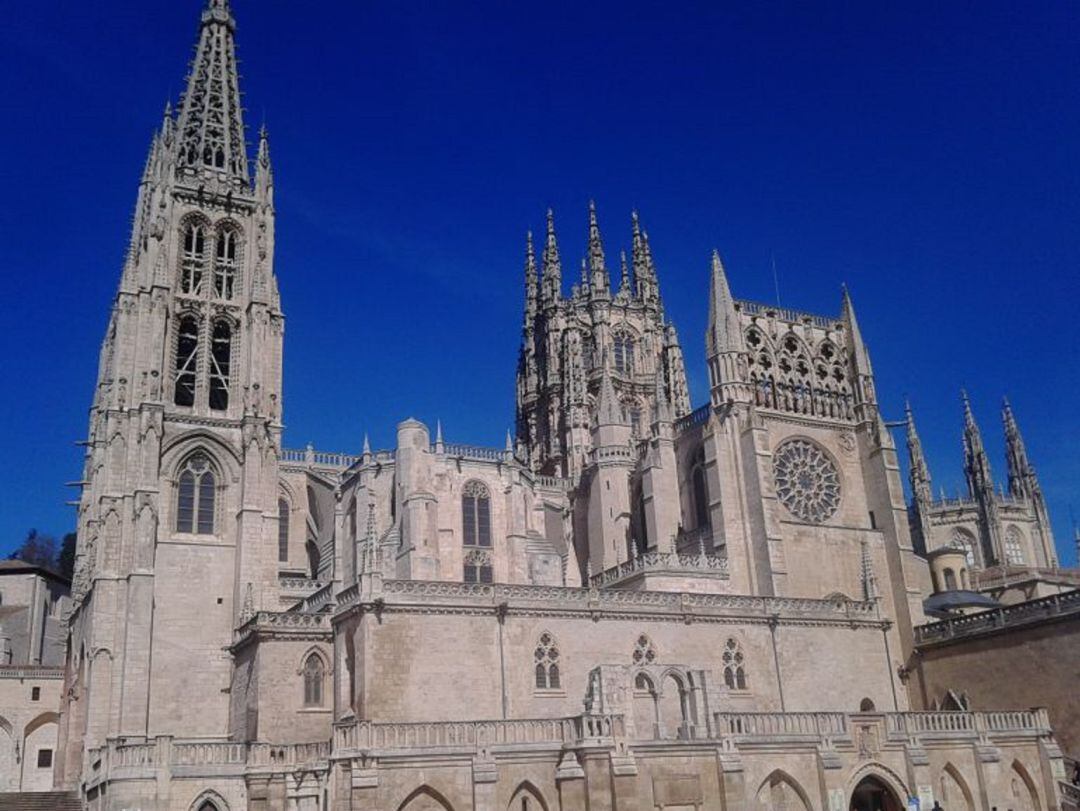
850 776 903 811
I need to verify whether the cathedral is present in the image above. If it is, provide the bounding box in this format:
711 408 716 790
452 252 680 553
26 2 1076 810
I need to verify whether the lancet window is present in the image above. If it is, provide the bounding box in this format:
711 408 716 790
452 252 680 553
213 228 239 299
462 481 492 548
207 321 232 411
613 332 635 375
278 498 289 563
949 528 978 567
534 632 561 689
180 221 208 295
302 652 325 707
722 638 748 690
1004 526 1025 566
176 453 216 535
174 316 200 407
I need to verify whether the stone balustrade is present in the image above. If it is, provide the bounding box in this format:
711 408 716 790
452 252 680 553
674 404 711 433
589 551 729 588
0 665 64 679
281 447 359 469
714 710 1051 745
437 443 512 462
336 579 883 627
737 299 835 329
279 576 323 593
333 713 624 754
915 591 1080 645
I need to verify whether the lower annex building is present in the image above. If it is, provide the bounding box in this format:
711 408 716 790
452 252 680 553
13 1 1077 810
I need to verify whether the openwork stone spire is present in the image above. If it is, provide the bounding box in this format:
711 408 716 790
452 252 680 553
905 400 932 504
176 0 249 184
961 390 993 498
587 201 609 295
1002 397 1038 498
541 209 562 306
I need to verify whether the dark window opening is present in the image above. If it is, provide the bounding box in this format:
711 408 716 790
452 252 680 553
174 317 199 407
208 321 231 411
37 749 52 768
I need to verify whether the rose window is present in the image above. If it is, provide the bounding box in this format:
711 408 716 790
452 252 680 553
773 439 841 523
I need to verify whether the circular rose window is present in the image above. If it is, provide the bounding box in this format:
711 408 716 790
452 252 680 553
773 439 841 523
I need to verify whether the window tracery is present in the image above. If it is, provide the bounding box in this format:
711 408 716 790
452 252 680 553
949 528 977 567
534 632 560 689
180 221 208 295
176 453 216 534
722 638 748 690
174 316 200 407
463 548 493 584
773 439 841 524
1004 526 1025 566
745 328 853 420
278 498 289 563
462 480 492 548
207 321 232 411
213 228 239 299
613 332 635 375
631 634 657 666
302 652 325 707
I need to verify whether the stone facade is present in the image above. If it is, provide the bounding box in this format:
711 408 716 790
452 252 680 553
20 2 1076 810
0 561 70 792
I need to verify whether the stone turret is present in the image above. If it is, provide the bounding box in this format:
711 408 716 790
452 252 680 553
706 250 751 407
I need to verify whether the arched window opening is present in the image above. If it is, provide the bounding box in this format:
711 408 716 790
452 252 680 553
859 697 876 712
180 222 207 295
303 652 324 707
214 229 239 299
197 802 220 811
692 462 709 530
722 638 747 690
277 498 289 563
632 634 657 666
208 321 232 411
174 316 199 407
1004 526 1025 566
462 480 492 548
612 333 635 375
463 549 492 584
176 454 216 534
949 528 978 567
534 632 560 690
306 540 320 580
943 568 957 591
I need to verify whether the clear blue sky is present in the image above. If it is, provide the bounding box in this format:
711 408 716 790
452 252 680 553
0 1 1076 563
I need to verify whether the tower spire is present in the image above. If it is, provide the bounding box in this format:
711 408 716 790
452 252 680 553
619 250 631 296
541 209 562 307
905 400 932 504
1002 397 1037 498
175 0 249 184
523 230 538 320
706 251 750 407
587 201 609 296
841 285 876 421
962 390 993 498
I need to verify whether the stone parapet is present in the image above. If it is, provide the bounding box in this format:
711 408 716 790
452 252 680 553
915 590 1080 645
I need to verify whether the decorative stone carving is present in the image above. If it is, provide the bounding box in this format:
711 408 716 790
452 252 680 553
773 438 841 523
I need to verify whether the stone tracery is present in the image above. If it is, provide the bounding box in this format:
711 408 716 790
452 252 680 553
773 439 841 524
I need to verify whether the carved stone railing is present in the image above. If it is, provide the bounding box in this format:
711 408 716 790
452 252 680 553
334 713 624 753
929 497 979 511
438 443 510 462
1060 779 1080 809
736 299 835 329
590 551 729 588
0 665 65 679
591 445 635 463
297 582 335 614
674 404 711 433
247 741 332 767
714 710 1050 746
715 712 849 740
281 446 359 469
279 577 323 593
972 565 1080 591
234 610 331 643
915 591 1080 645
172 741 248 766
337 579 882 627
536 475 573 491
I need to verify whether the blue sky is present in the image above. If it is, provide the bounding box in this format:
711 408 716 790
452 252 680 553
0 1 1076 563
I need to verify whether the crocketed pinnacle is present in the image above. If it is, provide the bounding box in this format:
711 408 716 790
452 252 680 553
1002 397 1037 497
905 400 932 499
707 250 744 356
523 230 538 315
175 0 248 183
841 285 873 377
541 209 561 304
596 362 626 427
587 201 609 294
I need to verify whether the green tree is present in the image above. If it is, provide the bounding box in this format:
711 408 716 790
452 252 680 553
57 532 77 580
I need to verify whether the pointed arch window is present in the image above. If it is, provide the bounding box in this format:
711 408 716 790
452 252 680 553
208 321 232 411
302 652 325 707
174 316 200 407
613 333 635 375
214 229 239 299
1004 526 1025 566
462 481 492 548
722 638 748 690
180 222 207 295
278 498 290 563
691 448 709 530
534 632 561 690
176 454 216 535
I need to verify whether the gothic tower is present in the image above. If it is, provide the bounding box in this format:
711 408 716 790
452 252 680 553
58 0 283 784
515 205 691 479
